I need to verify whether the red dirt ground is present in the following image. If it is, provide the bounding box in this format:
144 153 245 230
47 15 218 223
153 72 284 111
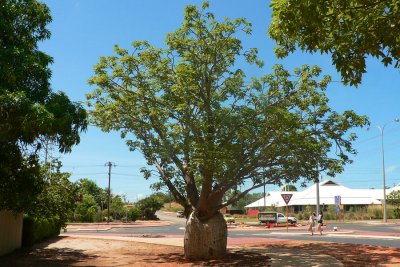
1 236 400 266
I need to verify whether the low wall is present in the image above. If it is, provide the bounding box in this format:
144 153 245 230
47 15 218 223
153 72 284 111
247 209 259 216
0 210 23 256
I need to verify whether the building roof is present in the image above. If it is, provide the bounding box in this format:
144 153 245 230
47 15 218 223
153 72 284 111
245 179 385 208
388 183 400 194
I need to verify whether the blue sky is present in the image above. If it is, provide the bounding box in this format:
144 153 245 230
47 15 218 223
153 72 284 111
40 0 400 202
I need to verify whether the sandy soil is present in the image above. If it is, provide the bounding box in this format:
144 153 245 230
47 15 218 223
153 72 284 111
1 236 400 266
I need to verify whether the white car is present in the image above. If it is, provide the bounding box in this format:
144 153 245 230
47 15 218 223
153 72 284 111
223 214 235 223
258 212 297 225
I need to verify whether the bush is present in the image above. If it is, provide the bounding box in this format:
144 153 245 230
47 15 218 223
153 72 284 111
127 207 142 222
22 215 62 246
74 194 99 222
367 206 382 219
136 195 163 220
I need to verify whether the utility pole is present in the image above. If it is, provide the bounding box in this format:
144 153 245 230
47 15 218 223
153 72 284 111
368 119 400 222
263 177 266 210
313 107 320 216
105 162 115 223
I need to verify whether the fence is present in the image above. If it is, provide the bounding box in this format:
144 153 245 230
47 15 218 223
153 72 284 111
0 210 23 256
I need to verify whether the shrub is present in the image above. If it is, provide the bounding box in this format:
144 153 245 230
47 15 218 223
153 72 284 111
22 215 62 246
136 195 163 220
367 206 382 219
127 207 142 221
74 194 99 222
347 212 355 220
324 212 333 220
297 213 304 220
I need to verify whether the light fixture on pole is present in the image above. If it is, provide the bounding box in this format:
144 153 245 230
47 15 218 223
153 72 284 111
368 118 400 223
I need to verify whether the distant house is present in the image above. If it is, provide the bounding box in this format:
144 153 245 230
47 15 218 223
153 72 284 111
388 183 400 194
245 179 396 213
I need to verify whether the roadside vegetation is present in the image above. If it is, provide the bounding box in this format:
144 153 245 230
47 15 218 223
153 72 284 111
2 0 400 261
70 178 167 223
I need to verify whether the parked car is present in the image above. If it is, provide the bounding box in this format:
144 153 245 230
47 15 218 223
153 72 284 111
258 212 297 225
223 214 235 223
176 211 184 218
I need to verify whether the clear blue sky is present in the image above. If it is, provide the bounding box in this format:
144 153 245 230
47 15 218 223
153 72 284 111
40 0 400 202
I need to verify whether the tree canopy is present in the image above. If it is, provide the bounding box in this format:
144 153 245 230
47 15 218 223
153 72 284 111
0 0 87 212
87 2 367 259
268 0 400 86
281 184 297 191
87 2 367 219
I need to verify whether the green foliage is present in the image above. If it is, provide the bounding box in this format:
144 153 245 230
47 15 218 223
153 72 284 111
281 184 297 191
303 205 314 214
0 0 87 212
74 194 99 222
28 161 78 227
136 195 164 220
387 190 400 218
0 146 43 212
110 195 125 219
87 2 367 222
127 207 142 221
268 0 400 86
22 215 62 246
13 160 77 247
73 179 131 222
297 213 304 220
371 206 383 219
77 178 107 208
152 192 174 204
230 192 264 212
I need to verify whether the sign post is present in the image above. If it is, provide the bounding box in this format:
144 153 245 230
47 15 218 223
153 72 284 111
281 193 293 232
334 195 341 221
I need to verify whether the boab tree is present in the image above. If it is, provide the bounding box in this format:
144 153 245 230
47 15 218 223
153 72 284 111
87 2 367 260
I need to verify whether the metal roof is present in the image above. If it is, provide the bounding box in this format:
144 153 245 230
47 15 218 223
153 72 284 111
245 179 385 208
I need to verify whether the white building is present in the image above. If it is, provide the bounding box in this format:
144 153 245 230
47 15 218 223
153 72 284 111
245 179 396 212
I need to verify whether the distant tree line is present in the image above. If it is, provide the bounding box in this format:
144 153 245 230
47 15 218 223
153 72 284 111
72 178 165 222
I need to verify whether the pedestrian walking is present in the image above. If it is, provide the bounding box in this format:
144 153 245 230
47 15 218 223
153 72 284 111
308 212 315 235
317 211 324 235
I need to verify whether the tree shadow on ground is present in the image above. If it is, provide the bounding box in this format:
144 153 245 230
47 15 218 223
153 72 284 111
142 249 271 266
251 241 400 266
0 236 98 267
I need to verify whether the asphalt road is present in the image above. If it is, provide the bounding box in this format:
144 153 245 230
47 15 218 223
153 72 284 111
68 211 400 248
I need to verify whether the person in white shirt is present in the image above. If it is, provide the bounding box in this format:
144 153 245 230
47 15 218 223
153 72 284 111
308 212 315 235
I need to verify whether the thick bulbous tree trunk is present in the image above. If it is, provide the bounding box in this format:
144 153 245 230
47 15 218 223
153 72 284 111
184 211 227 260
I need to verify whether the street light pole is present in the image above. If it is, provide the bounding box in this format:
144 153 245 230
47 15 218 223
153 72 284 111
105 161 115 223
379 125 387 223
371 119 399 223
